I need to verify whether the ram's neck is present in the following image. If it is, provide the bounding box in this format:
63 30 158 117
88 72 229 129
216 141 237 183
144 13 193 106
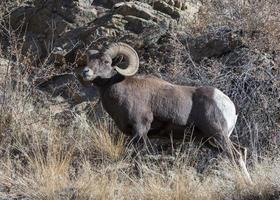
94 73 125 95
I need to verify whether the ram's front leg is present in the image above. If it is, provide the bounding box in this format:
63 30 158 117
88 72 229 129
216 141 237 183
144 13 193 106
130 111 153 153
132 122 152 151
129 112 153 177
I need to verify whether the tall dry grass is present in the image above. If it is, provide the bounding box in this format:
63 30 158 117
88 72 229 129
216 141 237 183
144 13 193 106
195 0 280 53
0 1 279 199
0 70 279 199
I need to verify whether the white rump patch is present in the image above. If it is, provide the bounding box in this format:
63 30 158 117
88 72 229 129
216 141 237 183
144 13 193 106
213 88 238 136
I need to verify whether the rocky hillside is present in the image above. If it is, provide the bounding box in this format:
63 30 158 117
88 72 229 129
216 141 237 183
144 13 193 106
0 0 279 199
2 0 278 149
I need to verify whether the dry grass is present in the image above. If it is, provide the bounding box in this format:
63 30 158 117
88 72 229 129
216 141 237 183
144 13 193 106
83 121 127 162
195 0 280 53
0 0 279 199
0 75 279 199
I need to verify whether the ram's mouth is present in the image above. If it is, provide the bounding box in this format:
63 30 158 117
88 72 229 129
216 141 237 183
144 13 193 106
82 74 95 81
81 68 95 81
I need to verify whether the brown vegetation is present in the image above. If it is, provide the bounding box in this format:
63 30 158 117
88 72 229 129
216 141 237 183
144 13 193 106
0 0 279 199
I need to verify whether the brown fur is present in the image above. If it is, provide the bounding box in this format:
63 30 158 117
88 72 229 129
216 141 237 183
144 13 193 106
79 49 253 184
95 74 229 145
80 50 231 144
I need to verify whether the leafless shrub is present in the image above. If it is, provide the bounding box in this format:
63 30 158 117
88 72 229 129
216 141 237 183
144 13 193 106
196 0 280 53
0 1 279 199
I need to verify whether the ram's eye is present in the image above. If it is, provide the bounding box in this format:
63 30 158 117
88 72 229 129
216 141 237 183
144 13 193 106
104 60 110 64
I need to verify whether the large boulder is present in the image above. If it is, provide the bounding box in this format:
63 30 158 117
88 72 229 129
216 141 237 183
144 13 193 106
10 0 97 33
180 27 244 61
152 0 201 22
36 73 99 105
4 0 202 63
36 73 105 125
51 1 177 66
5 0 97 59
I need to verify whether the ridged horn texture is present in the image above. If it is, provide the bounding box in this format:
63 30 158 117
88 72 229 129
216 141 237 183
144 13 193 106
104 43 139 76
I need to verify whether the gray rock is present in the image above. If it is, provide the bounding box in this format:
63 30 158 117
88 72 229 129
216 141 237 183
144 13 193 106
92 0 127 8
181 27 244 61
152 0 201 22
37 73 99 105
113 1 155 20
7 0 97 58
51 1 173 65
4 0 201 64
153 1 181 19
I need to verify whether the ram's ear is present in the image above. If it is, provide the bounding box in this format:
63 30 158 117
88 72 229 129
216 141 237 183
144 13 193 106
87 50 100 61
112 55 124 67
75 49 100 67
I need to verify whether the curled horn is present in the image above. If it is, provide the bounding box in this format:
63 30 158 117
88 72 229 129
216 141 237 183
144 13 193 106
104 43 139 76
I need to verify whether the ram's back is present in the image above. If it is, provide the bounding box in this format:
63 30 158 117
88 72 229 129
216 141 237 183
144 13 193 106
122 75 195 125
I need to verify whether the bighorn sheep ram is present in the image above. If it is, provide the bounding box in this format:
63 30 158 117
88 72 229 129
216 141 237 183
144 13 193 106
78 42 252 184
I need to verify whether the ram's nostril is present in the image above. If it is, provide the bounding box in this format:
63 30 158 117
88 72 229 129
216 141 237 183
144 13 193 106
83 68 89 73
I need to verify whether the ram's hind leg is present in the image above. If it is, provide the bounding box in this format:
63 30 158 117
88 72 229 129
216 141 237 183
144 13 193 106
231 142 252 184
211 133 235 160
232 142 248 165
212 134 253 184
